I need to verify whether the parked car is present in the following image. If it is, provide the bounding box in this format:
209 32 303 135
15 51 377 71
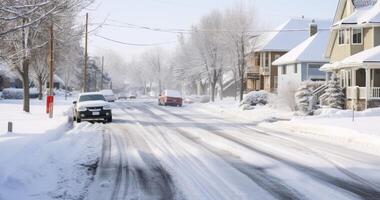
73 92 112 123
99 89 117 102
158 90 183 107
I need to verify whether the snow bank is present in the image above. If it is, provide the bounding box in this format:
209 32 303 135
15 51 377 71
259 108 380 156
0 123 103 200
189 98 292 123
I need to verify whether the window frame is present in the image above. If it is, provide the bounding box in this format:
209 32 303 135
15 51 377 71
282 65 287 75
338 28 351 45
352 28 363 45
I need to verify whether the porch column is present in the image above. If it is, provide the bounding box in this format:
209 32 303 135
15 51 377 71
352 69 356 87
366 68 370 109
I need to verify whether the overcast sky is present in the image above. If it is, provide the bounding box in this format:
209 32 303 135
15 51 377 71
86 0 339 60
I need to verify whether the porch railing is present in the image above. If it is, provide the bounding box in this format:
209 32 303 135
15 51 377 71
371 87 380 99
347 87 380 99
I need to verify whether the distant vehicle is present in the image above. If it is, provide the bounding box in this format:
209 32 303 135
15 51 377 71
128 92 137 99
117 94 128 100
158 90 183 107
73 92 112 123
99 89 117 102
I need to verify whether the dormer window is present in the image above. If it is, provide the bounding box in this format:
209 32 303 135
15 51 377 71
352 28 363 44
338 29 350 45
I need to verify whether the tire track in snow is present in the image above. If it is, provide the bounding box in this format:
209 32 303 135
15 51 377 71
127 103 305 200
116 124 179 200
149 103 380 200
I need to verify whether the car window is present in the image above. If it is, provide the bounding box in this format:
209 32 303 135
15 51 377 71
79 94 106 102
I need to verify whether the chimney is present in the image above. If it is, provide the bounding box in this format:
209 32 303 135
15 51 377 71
309 19 318 37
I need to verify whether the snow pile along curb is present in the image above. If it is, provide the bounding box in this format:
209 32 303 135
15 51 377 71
0 123 103 200
259 120 380 156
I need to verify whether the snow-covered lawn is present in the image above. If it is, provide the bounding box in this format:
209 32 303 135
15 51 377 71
0 98 103 200
190 98 293 123
188 98 380 156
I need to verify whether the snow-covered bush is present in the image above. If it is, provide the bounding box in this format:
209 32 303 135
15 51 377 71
325 75 345 109
295 83 313 116
2 88 39 99
240 91 270 110
277 81 298 111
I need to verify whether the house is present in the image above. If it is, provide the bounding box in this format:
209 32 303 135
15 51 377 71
46 74 65 90
0 64 22 90
245 18 331 93
273 30 331 93
322 0 380 110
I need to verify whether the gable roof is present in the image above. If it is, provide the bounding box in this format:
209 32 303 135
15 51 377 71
272 31 330 66
253 19 331 52
333 1 380 27
326 0 352 58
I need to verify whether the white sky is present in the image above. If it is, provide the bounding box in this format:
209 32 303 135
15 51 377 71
85 0 339 60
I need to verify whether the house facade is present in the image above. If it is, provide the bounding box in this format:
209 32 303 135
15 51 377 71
273 30 330 92
245 19 331 93
323 0 380 110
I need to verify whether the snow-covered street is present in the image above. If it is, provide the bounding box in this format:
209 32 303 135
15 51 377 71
84 100 380 200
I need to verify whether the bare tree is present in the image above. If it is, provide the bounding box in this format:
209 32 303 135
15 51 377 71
144 48 167 94
224 2 256 101
191 10 226 102
0 0 92 112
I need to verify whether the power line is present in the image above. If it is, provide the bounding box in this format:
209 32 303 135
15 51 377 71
94 34 176 47
96 19 331 35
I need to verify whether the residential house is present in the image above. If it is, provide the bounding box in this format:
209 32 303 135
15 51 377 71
273 30 330 93
322 0 380 110
0 64 22 90
245 19 331 93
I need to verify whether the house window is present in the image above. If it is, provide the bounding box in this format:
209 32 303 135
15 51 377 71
282 66 287 75
338 29 350 45
255 54 260 66
352 28 362 44
294 64 298 73
264 53 269 67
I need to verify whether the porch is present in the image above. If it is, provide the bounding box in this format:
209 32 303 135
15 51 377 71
342 67 380 109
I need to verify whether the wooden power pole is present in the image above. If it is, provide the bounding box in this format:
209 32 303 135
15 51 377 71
48 23 54 118
101 56 104 90
83 13 89 92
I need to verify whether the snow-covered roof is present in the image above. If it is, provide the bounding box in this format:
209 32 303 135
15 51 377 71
253 19 331 52
341 45 380 64
333 1 380 27
0 63 18 80
272 31 330 66
54 74 65 85
321 45 380 71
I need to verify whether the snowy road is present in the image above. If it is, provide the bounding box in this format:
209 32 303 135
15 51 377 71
86 100 380 200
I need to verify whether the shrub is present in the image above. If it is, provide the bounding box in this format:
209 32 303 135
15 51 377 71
2 88 39 99
240 91 270 108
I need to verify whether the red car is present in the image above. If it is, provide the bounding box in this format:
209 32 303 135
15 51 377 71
158 90 183 107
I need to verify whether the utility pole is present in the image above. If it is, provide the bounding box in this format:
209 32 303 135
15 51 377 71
94 69 97 91
101 56 104 90
83 13 89 92
48 23 54 118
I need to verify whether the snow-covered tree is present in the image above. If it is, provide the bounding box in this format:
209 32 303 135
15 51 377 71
191 10 226 102
295 83 313 115
325 74 345 109
0 0 92 112
224 2 256 101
